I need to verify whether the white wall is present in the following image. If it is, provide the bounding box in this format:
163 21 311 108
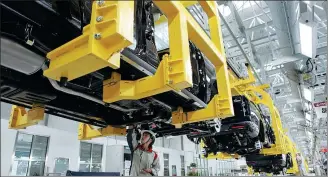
1 118 17 176
0 102 199 176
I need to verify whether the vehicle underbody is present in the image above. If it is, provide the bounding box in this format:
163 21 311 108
246 153 293 175
1 0 275 157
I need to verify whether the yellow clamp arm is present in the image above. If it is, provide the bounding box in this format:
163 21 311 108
78 123 126 140
9 104 45 129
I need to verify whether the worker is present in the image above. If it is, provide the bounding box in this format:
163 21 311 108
127 126 160 176
296 153 304 176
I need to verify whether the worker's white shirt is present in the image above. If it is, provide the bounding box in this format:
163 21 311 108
127 129 160 176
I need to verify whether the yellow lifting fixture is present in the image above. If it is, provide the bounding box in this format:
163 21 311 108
44 1 234 125
157 1 233 126
44 1 134 81
44 0 235 138
9 104 45 129
78 123 126 140
104 1 233 109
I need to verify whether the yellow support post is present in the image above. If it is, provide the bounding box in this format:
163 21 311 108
44 1 134 81
78 123 126 140
9 104 45 129
286 139 301 175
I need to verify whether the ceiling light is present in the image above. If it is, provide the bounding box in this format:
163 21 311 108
303 88 312 101
219 5 231 17
299 22 315 58
314 4 324 10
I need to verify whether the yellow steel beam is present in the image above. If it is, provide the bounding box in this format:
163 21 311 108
229 65 256 95
286 138 301 175
9 104 45 129
181 1 198 7
44 1 134 81
153 0 233 126
78 123 126 140
155 15 168 25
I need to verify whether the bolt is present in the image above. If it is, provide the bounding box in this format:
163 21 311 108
97 0 104 6
96 16 103 22
168 80 173 84
169 67 172 71
94 33 101 40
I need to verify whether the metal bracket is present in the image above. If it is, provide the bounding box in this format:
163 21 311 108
44 1 134 81
24 23 34 46
230 65 256 96
9 104 45 129
78 123 126 140
212 118 222 133
172 95 232 127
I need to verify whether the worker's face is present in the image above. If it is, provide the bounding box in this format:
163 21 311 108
141 132 152 144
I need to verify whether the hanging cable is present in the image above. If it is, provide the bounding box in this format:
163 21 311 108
305 58 314 74
78 0 85 33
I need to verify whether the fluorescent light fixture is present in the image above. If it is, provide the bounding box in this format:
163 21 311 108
303 87 312 101
299 22 314 58
219 5 231 17
305 113 311 121
303 1 311 5
314 4 324 10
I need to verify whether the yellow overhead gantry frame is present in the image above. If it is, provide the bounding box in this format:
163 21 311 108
8 1 234 138
36 1 235 139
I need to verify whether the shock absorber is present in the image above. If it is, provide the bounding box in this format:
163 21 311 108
254 140 262 150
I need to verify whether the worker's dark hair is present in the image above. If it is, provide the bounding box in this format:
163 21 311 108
149 136 155 148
